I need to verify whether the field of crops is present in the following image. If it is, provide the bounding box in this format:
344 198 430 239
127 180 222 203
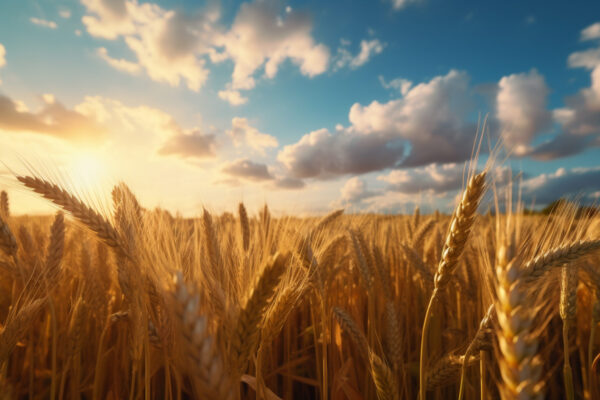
0 171 599 399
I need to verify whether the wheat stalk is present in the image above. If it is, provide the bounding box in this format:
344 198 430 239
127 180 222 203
0 191 9 217
419 171 486 399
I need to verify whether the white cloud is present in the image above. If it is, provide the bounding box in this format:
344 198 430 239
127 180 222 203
333 176 377 207
521 166 600 205
221 159 273 181
0 44 5 84
379 75 413 96
81 0 329 97
227 117 277 153
81 0 215 91
335 38 385 70
390 0 422 11
30 17 58 29
213 0 330 90
59 9 72 19
278 127 405 179
279 70 478 179
378 163 466 195
496 69 551 155
218 89 248 106
568 48 600 69
581 22 600 41
96 47 141 74
532 27 600 159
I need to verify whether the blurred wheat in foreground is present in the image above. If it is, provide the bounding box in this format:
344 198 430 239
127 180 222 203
0 171 599 400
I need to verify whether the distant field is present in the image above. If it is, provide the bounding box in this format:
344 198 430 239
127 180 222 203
0 174 599 399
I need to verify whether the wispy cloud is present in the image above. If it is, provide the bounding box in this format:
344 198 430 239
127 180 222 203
334 38 385 70
30 17 58 29
96 47 141 75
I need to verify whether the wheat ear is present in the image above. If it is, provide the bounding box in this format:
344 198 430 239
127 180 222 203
419 171 486 399
45 212 65 286
313 209 344 235
238 202 250 252
560 263 578 400
174 273 236 400
0 215 17 257
370 351 399 400
231 253 287 372
0 191 8 217
0 298 46 363
17 176 125 254
524 239 600 281
495 249 544 400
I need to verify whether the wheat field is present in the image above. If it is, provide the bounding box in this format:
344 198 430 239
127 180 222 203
0 170 599 400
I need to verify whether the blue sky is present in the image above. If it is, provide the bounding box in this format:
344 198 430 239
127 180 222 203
0 0 599 215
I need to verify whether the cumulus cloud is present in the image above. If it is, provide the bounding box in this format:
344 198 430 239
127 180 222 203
496 69 551 155
272 176 305 189
378 163 466 195
30 17 58 29
157 129 216 159
279 70 479 179
81 0 215 91
335 38 385 70
213 0 330 90
221 159 274 181
521 166 600 205
228 118 277 151
334 177 377 207
0 43 5 84
0 94 106 142
379 75 413 96
532 27 600 159
581 22 600 41
227 117 277 154
278 127 405 179
218 89 248 106
81 0 329 97
96 47 141 74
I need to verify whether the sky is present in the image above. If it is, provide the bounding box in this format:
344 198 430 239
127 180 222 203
0 0 599 216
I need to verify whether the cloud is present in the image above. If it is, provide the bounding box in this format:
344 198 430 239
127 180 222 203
0 94 106 142
335 38 385 70
496 69 551 155
30 17 58 29
347 70 476 167
218 89 248 106
581 22 600 41
59 9 72 19
278 127 405 179
521 166 600 205
378 163 466 195
227 117 277 154
157 129 216 159
81 0 329 97
221 159 274 181
96 47 141 74
533 31 600 159
379 75 413 96
279 70 479 179
335 177 377 206
81 0 215 91
272 176 305 189
390 0 422 10
0 43 5 84
568 48 600 69
213 0 330 91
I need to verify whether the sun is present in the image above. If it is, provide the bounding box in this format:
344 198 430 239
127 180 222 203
67 152 109 188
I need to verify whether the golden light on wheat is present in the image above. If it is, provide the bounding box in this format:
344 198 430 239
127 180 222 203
0 165 598 399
